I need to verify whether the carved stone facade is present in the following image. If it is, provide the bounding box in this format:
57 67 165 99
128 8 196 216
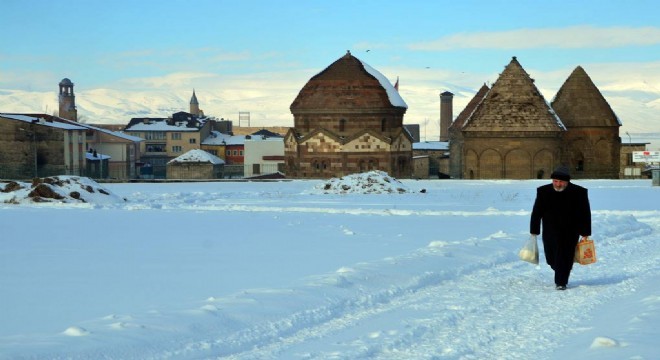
285 51 413 178
448 57 621 179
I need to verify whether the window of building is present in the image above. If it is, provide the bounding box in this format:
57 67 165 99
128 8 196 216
239 150 243 156
145 132 166 140
233 150 238 156
339 119 346 132
189 138 197 144
171 133 181 140
226 150 231 156
172 146 182 153
146 144 167 152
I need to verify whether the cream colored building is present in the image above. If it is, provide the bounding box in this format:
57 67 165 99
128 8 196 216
243 135 285 178
124 115 212 178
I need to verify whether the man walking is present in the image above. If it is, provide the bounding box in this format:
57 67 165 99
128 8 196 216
530 166 591 290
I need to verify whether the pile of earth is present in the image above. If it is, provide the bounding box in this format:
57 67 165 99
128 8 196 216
0 176 126 204
310 171 423 194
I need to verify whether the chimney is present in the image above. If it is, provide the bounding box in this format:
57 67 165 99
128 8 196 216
439 91 454 142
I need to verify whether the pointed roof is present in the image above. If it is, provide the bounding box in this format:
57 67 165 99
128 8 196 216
190 89 199 105
463 57 565 132
290 51 407 111
449 83 489 131
168 149 224 165
551 66 621 127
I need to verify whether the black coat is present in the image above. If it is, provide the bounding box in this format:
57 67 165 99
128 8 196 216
530 182 591 240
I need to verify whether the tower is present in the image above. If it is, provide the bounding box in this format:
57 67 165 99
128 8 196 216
439 91 453 142
58 78 77 121
190 89 200 117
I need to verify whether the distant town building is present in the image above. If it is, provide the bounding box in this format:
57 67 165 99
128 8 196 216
413 141 449 178
124 111 213 179
167 149 224 179
0 113 87 178
243 133 284 178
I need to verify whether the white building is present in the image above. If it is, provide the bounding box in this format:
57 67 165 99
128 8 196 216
243 134 284 178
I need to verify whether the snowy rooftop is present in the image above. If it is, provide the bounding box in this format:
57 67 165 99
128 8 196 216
358 59 408 109
202 131 285 146
202 131 234 145
0 113 86 131
168 149 224 165
125 120 202 132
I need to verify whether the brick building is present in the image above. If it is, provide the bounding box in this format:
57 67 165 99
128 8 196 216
285 51 413 178
551 66 622 178
446 57 621 179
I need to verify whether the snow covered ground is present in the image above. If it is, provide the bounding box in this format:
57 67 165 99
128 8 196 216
1 173 658 360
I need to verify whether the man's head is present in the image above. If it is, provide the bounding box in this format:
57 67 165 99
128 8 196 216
551 166 570 192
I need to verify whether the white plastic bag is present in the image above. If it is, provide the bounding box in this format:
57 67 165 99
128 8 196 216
519 235 539 264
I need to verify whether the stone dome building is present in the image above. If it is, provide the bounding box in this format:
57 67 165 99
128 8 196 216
285 51 413 178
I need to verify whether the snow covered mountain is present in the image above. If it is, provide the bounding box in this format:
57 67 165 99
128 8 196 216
0 87 296 128
0 82 657 142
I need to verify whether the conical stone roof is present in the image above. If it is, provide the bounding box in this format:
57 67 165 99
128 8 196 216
450 83 489 131
463 57 565 132
290 51 406 112
551 66 621 127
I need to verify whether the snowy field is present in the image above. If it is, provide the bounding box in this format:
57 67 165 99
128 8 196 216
1 174 659 360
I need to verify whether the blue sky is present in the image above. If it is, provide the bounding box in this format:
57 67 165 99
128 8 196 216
1 0 659 137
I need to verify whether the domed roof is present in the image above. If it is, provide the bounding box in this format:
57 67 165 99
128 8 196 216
290 51 407 112
59 78 73 86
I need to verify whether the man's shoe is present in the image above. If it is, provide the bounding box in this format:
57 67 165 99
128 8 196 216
556 285 567 290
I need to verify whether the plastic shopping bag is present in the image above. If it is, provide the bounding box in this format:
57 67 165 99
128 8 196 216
519 235 539 264
575 237 597 265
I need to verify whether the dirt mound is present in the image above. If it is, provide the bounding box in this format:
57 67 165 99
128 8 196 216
311 171 419 194
0 176 126 204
